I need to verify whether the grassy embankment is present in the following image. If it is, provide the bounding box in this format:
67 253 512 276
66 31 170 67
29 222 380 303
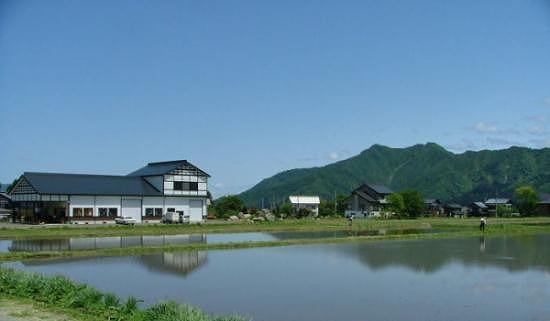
3 217 550 239
2 217 550 261
0 267 244 321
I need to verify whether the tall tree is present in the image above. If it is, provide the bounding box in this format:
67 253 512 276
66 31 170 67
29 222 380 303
514 185 538 216
386 193 405 218
400 189 425 218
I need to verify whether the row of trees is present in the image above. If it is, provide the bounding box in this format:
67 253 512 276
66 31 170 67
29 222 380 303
386 189 425 218
210 194 349 219
209 184 543 219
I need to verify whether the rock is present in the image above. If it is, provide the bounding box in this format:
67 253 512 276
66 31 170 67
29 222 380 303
238 212 245 219
253 217 265 222
229 215 239 221
243 214 252 219
265 214 276 222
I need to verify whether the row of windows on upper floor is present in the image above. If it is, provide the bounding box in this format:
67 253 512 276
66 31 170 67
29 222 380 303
164 175 207 182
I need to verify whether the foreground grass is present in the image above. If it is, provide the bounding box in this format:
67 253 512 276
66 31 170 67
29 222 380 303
0 297 80 321
2 217 550 239
2 218 550 262
0 267 245 321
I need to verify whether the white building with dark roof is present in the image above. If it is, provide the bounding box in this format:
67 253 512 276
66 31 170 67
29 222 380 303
288 195 320 217
9 160 210 224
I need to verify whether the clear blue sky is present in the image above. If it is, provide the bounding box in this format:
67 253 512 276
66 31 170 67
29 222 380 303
1 0 549 196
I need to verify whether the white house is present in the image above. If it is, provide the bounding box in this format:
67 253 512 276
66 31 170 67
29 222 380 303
9 160 210 224
288 195 320 216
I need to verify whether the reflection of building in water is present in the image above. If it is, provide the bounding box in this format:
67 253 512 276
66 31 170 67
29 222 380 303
9 234 207 252
138 251 207 276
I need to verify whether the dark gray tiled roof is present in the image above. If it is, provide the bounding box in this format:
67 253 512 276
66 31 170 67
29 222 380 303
364 183 393 194
23 172 162 196
446 203 463 208
425 199 441 204
539 193 550 205
355 190 377 203
485 198 511 204
128 160 210 177
472 201 488 209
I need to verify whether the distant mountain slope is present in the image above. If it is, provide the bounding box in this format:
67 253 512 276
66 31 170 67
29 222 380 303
238 143 550 207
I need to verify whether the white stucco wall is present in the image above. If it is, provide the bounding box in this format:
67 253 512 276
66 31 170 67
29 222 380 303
68 196 94 217
65 195 205 223
95 196 121 216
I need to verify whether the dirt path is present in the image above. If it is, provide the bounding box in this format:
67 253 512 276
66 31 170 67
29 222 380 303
0 298 79 321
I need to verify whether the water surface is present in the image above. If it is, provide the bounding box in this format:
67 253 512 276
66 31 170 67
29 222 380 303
5 234 550 321
0 229 430 252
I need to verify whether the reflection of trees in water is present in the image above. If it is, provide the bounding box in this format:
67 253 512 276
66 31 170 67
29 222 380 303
341 234 550 273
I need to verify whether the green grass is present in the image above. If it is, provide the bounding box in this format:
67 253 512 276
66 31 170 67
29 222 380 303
0 267 245 321
3 217 550 239
2 217 550 262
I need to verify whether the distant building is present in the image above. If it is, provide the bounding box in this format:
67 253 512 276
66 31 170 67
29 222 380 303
470 202 488 216
484 198 512 216
0 192 11 209
9 160 210 224
344 183 393 218
288 196 320 217
0 192 12 220
444 203 467 217
537 194 550 216
424 199 444 216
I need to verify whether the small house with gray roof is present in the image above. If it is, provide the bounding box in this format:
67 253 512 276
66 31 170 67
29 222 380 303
537 194 550 216
344 183 393 218
9 160 210 224
484 198 512 216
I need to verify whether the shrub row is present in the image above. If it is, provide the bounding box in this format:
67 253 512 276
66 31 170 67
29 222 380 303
0 267 244 321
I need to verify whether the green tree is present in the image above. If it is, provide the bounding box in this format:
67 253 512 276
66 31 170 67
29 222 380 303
318 200 335 217
213 195 245 218
400 189 425 218
386 193 405 218
514 185 538 216
278 202 293 218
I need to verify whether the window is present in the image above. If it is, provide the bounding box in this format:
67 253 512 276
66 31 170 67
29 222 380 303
73 208 93 217
172 181 198 191
83 208 93 217
73 208 83 217
167 208 175 212
145 208 163 217
98 208 118 218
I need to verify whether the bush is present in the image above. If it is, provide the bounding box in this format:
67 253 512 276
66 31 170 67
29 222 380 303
213 196 245 219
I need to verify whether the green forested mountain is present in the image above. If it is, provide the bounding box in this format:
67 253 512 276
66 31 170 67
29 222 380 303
238 143 550 207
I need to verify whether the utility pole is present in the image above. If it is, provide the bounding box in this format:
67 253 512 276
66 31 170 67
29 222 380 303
495 188 498 218
334 191 337 216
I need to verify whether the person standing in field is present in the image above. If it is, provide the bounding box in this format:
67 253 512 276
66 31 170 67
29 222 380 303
480 217 486 232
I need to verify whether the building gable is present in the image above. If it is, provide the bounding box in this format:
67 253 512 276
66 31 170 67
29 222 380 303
10 176 39 195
